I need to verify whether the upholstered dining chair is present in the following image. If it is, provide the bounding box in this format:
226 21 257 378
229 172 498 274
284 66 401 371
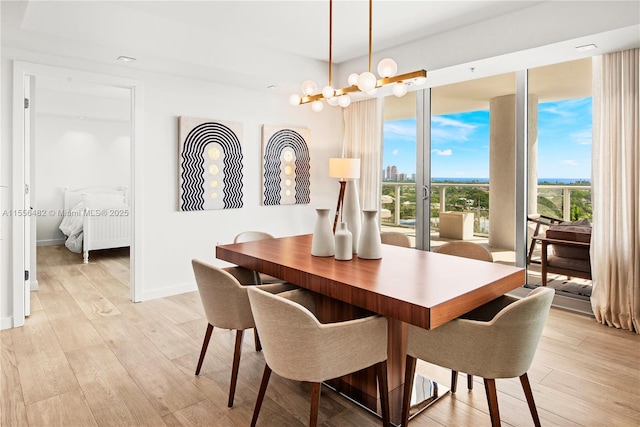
233 231 285 284
247 287 391 427
433 241 493 262
433 240 493 391
380 231 412 248
400 287 554 427
191 259 293 407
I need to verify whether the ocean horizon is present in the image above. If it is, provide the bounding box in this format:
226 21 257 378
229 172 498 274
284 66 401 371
430 177 591 184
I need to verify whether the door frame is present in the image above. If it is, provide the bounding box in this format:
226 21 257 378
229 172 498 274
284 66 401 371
12 61 144 327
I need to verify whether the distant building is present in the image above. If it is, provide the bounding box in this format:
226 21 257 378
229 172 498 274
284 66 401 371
398 173 407 181
386 165 398 181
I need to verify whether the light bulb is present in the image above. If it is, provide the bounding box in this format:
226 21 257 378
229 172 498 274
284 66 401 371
347 73 359 86
289 94 301 106
301 80 317 96
338 95 351 108
311 100 324 112
377 58 398 78
414 76 427 86
321 85 335 99
357 72 377 92
327 97 339 106
392 82 408 97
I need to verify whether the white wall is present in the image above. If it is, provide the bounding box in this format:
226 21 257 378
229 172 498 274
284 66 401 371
0 51 343 327
35 114 131 245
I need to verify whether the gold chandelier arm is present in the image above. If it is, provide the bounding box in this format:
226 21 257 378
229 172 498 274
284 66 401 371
299 69 427 104
329 0 333 86
368 0 373 73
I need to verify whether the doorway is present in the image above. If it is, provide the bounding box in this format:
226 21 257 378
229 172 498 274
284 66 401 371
11 61 143 327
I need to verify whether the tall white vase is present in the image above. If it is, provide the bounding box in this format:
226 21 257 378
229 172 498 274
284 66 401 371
358 209 382 259
311 208 335 257
342 180 361 253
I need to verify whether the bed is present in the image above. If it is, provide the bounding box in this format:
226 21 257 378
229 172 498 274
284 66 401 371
59 187 131 263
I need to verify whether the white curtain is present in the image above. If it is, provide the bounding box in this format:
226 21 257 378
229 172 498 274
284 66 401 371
591 48 639 333
342 98 383 210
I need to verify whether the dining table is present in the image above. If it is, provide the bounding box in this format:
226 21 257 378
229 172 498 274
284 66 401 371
216 234 525 425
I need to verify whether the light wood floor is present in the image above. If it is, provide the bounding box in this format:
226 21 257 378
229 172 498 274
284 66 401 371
2 245 639 427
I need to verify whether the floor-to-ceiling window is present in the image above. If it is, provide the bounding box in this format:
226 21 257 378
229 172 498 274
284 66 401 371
381 58 594 310
526 58 593 303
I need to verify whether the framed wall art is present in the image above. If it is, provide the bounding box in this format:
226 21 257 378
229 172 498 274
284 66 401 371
178 117 244 211
261 125 311 206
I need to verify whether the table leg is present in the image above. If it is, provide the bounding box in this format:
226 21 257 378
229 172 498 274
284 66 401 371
314 295 449 426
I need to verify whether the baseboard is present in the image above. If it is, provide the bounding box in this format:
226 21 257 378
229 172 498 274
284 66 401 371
1 317 14 330
141 281 197 302
37 238 65 246
30 279 39 291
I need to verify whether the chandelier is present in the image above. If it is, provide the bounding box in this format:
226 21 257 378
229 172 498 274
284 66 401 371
289 0 427 112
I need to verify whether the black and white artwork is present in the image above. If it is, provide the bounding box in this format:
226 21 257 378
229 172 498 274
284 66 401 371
262 125 311 206
179 117 243 211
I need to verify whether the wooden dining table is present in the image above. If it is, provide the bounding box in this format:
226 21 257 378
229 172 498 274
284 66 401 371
216 234 525 425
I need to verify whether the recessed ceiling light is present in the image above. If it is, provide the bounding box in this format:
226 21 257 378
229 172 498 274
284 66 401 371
117 56 137 62
575 44 597 52
78 116 86 119
267 85 279 90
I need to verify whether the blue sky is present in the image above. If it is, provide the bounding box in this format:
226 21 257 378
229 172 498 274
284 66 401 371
383 97 592 180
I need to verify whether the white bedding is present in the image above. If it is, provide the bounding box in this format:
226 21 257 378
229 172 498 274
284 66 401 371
58 188 131 256
59 201 85 253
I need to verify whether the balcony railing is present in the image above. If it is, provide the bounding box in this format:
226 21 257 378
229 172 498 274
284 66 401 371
381 182 592 235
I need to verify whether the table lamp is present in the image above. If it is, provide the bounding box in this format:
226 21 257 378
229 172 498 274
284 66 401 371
329 158 361 234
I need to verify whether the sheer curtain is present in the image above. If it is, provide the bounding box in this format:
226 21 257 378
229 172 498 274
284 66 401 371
591 48 639 333
342 98 383 210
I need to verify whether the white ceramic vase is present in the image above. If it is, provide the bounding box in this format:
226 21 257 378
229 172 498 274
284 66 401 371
311 208 335 257
358 209 382 259
342 180 361 254
334 222 353 261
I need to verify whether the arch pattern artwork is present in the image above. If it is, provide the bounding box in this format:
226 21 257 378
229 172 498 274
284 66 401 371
262 125 311 205
179 117 243 211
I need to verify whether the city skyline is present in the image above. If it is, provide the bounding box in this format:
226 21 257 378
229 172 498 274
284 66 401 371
383 97 592 180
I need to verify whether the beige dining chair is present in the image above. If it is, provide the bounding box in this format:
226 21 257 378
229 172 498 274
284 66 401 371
433 240 494 391
247 287 391 427
401 287 554 427
380 231 412 248
191 259 293 407
233 231 285 284
433 241 493 262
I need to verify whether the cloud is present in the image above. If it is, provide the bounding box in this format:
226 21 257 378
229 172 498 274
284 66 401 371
540 106 575 118
561 160 578 166
384 122 416 142
431 116 477 143
392 149 399 156
432 149 452 156
571 129 592 145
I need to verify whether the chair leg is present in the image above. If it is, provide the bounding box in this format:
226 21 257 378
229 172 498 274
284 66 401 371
251 364 272 427
541 243 548 286
195 323 213 376
467 374 474 390
483 378 501 427
401 355 417 427
520 373 541 427
254 328 262 352
376 361 391 427
310 382 322 427
450 370 458 393
228 329 244 407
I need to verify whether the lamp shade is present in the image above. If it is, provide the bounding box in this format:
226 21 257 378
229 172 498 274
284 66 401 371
329 158 361 180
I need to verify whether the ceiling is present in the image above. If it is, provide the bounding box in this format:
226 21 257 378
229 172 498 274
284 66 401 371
1 1 541 64
2 1 638 113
